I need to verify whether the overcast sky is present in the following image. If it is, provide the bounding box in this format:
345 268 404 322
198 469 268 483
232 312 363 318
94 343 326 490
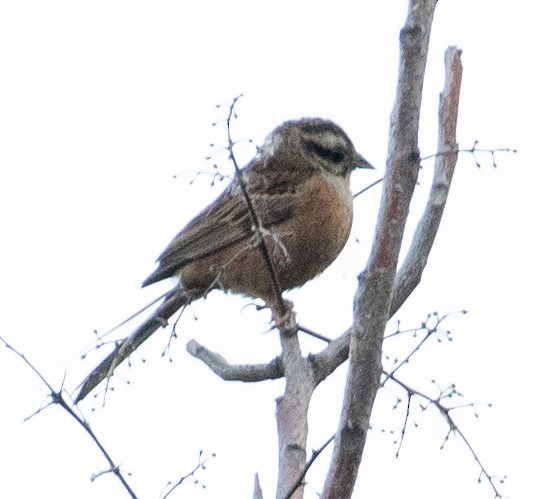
1 2 559 498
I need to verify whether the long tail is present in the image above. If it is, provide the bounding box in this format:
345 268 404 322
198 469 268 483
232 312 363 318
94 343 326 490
75 286 203 403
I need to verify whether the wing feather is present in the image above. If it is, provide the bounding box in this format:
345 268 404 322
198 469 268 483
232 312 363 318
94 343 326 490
142 186 299 286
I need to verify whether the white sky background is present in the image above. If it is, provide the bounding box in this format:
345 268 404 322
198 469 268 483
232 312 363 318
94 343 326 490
1 1 558 498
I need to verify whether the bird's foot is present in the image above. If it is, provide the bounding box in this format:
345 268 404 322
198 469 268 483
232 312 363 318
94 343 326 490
272 299 298 336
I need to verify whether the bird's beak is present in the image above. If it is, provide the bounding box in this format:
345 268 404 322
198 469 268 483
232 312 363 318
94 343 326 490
356 153 375 170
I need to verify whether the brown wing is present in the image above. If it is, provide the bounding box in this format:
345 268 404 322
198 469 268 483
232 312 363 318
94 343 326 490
142 185 299 287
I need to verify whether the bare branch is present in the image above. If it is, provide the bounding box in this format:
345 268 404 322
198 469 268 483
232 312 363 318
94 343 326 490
310 328 350 383
0 335 137 498
392 46 463 313
224 95 288 320
275 331 315 499
386 374 504 498
186 339 284 381
352 175 384 199
381 310 462 386
296 48 466 484
283 435 335 499
313 45 463 411
220 99 316 498
421 142 516 168
297 324 333 343
323 2 438 496
304 309 503 496
160 450 215 499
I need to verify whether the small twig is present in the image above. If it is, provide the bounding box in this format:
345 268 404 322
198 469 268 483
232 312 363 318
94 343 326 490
0 335 137 498
421 142 517 169
395 392 413 458
353 140 516 201
297 325 332 343
161 302 189 360
386 372 503 498
224 95 287 319
353 176 384 198
381 311 463 385
160 450 215 499
173 165 232 186
283 435 335 499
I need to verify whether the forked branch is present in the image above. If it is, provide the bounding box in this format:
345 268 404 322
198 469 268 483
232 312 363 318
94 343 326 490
314 45 463 397
0 336 138 498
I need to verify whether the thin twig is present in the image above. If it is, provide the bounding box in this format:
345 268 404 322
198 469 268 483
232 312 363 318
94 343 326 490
381 311 461 386
160 450 215 499
421 142 517 168
323 4 438 495
224 95 287 319
0 335 137 498
353 176 384 198
352 142 516 202
297 325 332 343
386 373 504 498
283 435 335 499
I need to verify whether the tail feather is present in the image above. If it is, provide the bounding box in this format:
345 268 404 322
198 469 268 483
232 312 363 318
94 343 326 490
75 286 203 403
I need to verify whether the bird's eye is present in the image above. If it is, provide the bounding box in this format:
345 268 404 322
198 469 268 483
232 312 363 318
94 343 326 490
305 140 345 164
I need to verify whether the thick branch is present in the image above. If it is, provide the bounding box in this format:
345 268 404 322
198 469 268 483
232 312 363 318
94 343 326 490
275 331 314 499
313 46 463 401
311 329 351 383
392 46 463 310
188 325 315 499
186 339 284 381
322 2 437 497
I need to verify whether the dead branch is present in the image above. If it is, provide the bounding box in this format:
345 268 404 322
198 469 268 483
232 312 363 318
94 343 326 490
186 339 284 381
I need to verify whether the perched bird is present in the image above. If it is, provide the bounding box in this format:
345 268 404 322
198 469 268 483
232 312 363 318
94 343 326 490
76 118 372 402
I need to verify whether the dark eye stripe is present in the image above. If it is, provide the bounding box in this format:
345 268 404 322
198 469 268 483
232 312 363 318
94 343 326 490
305 140 345 164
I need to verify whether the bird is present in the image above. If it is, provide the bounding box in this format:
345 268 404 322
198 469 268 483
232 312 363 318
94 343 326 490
75 117 372 402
